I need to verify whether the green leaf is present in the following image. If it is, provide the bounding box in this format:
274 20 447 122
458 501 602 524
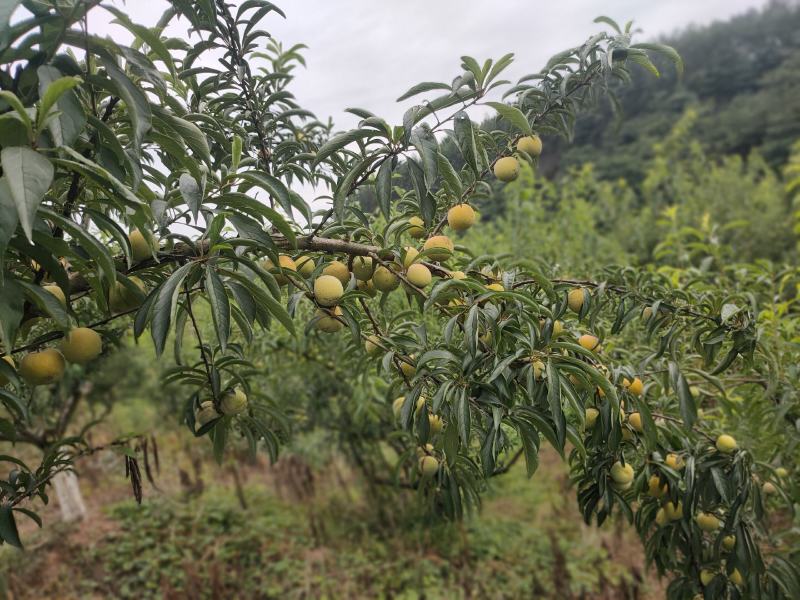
179 173 202 221
453 111 478 174
205 267 230 351
485 102 532 135
669 361 696 428
39 208 117 289
436 152 463 198
99 56 152 155
18 280 70 328
631 42 684 75
375 157 392 219
36 70 82 129
103 5 177 75
231 135 242 172
594 15 621 33
455 390 470 447
312 128 374 166
0 506 22 548
546 359 565 449
0 177 19 263
151 262 195 355
0 276 24 348
237 170 293 217
37 66 86 147
1 146 53 242
396 81 452 102
0 90 32 139
410 126 438 190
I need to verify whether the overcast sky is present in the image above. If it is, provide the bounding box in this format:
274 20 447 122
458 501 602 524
80 0 771 130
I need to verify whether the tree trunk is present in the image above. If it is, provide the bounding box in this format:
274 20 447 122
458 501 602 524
52 469 87 522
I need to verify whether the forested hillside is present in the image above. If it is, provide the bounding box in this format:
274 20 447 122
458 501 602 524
542 0 800 182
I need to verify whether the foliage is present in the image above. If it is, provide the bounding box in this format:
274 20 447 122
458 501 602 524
0 3 797 599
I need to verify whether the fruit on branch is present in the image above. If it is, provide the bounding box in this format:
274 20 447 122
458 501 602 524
664 453 685 471
221 388 248 415
19 348 66 385
568 287 585 313
365 334 381 354
715 434 738 454
322 260 350 285
416 443 434 458
762 481 777 495
664 501 684 521
352 257 374 281
610 461 634 490
356 279 377 297
493 156 520 182
428 414 443 435
585 407 599 428
531 359 545 380
419 455 439 478
722 535 736 551
313 275 344 307
196 400 219 428
729 569 744 586
628 412 643 432
407 216 425 239
59 327 103 364
402 246 420 268
695 512 721 531
578 334 600 352
392 396 405 419
655 507 668 526
0 355 16 386
296 256 316 277
406 264 432 288
516 134 542 157
647 475 668 498
449 270 466 280
447 203 476 231
44 284 67 306
315 307 343 333
423 235 454 262
775 467 788 479
700 569 716 586
373 265 400 292
624 377 644 396
129 229 156 262
263 255 297 286
109 276 147 313
399 357 416 378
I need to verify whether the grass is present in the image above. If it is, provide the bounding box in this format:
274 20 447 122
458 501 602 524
0 436 663 599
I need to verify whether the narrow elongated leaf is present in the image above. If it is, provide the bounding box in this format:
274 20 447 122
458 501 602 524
205 267 230 351
375 157 392 219
312 128 374 166
100 56 152 155
0 177 19 262
40 208 116 288
396 81 452 102
1 146 53 241
151 262 195 355
453 111 478 174
0 506 22 548
37 66 85 146
485 102 532 135
179 173 202 221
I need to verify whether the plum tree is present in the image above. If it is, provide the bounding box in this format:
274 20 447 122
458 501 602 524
0 3 797 599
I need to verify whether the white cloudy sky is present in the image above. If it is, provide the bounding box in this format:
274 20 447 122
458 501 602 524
79 0 770 130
